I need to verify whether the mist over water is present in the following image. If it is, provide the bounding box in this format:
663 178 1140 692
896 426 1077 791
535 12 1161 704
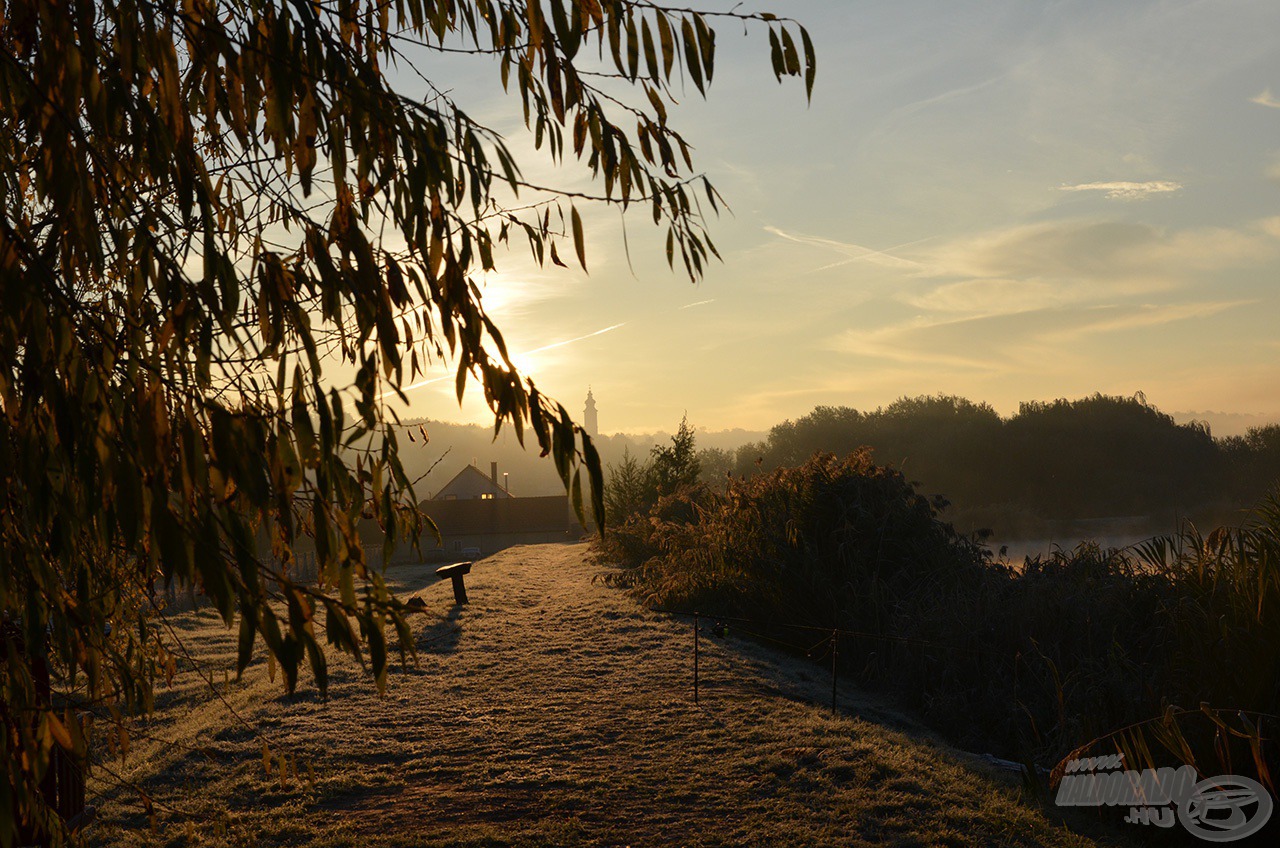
995 532 1156 565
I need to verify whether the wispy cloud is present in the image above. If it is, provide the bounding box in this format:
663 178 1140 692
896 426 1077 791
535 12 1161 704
1260 217 1280 239
1251 88 1280 109
922 218 1279 283
829 321 1010 372
901 278 1070 315
680 299 716 310
1059 180 1182 200
829 300 1252 376
1267 155 1280 182
1045 300 1254 341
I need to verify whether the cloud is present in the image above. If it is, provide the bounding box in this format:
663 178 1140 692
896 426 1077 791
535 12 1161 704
828 300 1253 375
843 215 1279 392
1059 180 1182 200
923 219 1279 284
1043 300 1254 341
901 278 1070 315
1267 155 1280 182
381 373 450 399
924 220 1157 281
1251 89 1280 109
829 324 1011 372
1260 217 1280 239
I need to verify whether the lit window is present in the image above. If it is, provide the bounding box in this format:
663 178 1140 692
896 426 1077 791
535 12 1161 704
480 493 495 500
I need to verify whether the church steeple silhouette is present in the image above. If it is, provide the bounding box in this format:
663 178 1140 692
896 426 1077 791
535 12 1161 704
584 388 598 437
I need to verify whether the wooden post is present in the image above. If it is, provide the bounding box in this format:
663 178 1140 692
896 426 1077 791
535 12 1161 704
434 562 472 605
449 573 468 604
693 613 700 704
831 629 839 715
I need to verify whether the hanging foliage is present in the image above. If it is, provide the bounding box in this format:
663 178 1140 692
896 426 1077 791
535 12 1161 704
0 0 814 843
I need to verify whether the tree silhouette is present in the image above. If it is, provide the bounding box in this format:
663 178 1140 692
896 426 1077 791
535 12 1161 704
648 413 701 498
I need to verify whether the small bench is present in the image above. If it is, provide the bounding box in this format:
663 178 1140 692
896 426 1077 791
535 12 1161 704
436 561 473 605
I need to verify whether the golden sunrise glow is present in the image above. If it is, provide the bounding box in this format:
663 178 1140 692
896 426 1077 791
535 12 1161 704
385 1 1280 435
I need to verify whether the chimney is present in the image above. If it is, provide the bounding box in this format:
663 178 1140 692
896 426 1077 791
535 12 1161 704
490 461 498 485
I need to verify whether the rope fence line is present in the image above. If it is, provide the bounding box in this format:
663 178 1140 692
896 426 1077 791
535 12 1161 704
654 608 987 654
655 608 996 659
155 583 991 720
653 607 997 715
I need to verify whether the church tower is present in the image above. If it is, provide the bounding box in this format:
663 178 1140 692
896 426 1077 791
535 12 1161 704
584 388 598 437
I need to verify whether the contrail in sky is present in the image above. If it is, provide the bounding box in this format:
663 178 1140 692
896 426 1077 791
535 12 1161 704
521 322 626 356
383 322 627 398
680 299 716 309
765 225 929 272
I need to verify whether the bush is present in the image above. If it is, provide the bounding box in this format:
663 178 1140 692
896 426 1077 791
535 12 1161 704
598 450 988 627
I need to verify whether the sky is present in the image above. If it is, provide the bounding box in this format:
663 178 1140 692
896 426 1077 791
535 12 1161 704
386 0 1280 435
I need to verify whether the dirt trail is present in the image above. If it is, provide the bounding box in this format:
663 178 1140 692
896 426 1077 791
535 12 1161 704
96 543 1104 848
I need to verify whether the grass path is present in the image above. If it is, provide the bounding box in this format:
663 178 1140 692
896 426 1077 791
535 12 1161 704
94 543 1109 847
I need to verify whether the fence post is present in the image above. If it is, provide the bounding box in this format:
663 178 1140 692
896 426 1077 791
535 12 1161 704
693 612 699 705
831 629 839 715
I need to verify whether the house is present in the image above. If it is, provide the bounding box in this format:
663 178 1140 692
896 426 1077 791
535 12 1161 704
432 462 513 501
420 461 583 557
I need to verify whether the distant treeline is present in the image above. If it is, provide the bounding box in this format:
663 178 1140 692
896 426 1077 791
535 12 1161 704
700 393 1280 539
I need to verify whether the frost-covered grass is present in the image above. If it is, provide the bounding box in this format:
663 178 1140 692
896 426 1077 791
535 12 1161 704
90 544 1109 848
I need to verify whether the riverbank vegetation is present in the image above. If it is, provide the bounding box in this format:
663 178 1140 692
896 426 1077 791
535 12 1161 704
596 437 1280 790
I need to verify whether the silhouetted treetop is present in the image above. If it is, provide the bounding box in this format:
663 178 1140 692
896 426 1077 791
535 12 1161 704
737 393 1268 530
